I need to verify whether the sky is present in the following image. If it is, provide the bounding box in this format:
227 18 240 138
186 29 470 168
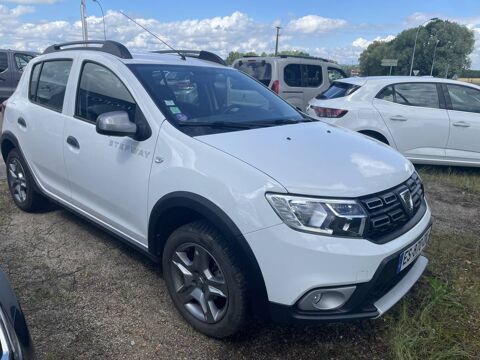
0 0 479 68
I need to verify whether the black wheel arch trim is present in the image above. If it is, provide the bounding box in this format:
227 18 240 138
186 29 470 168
148 191 270 317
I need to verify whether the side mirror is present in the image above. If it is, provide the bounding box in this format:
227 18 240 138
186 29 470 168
96 111 137 137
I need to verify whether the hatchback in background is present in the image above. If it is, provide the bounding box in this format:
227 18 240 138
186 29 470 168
306 76 480 167
0 50 37 102
232 55 346 111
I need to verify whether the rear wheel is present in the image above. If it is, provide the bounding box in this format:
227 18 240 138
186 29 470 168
6 149 48 212
162 220 248 338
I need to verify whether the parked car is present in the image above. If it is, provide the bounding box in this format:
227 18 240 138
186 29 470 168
1 41 432 338
306 76 480 167
0 267 35 359
232 55 346 111
0 50 36 102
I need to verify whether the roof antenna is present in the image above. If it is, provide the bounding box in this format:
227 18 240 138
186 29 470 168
119 10 186 60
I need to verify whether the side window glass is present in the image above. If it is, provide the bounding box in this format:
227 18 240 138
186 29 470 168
303 65 323 87
35 60 72 112
447 85 480 113
0 52 8 73
328 67 346 82
376 85 395 102
29 62 42 101
76 62 137 123
284 64 302 87
394 83 439 108
14 53 34 71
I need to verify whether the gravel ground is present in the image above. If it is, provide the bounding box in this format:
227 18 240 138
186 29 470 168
0 110 478 359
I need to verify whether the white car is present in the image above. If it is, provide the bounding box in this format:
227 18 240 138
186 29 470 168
306 76 480 167
1 41 432 338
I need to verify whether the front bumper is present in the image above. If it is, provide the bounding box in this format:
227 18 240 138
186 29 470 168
245 200 432 322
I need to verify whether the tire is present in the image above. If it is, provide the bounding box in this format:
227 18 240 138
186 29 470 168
6 148 48 212
162 220 248 338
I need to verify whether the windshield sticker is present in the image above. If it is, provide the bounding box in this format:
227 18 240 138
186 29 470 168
170 106 181 114
175 113 188 121
164 100 175 106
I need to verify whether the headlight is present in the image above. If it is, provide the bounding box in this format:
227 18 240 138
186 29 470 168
266 193 367 237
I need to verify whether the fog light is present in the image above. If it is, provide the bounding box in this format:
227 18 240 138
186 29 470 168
297 286 356 311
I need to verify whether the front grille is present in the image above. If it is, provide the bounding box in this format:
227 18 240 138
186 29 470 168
360 173 424 242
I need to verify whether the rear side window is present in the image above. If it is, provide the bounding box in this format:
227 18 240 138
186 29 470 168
14 53 34 71
303 65 323 87
76 62 137 123
284 64 302 87
0 52 8 73
328 67 347 82
234 61 272 86
394 83 439 108
316 81 360 99
376 85 394 102
29 63 42 100
31 60 72 112
447 84 480 113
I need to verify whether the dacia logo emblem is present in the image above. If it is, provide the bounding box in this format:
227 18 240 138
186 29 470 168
399 189 414 215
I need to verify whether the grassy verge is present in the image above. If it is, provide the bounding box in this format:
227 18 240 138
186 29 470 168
417 166 480 194
0 180 10 226
386 230 480 359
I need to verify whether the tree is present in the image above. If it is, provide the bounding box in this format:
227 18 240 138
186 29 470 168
225 51 258 65
359 20 475 77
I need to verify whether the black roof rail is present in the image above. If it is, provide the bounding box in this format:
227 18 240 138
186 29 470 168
151 50 226 66
43 40 133 59
239 54 335 63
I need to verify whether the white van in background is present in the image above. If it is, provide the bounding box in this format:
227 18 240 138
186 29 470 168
232 55 346 111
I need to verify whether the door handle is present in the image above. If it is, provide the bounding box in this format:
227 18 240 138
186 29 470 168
453 121 470 128
17 117 27 128
66 136 80 149
389 115 407 121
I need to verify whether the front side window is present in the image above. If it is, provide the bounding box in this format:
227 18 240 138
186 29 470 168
76 62 137 123
33 60 72 112
14 53 34 71
303 65 323 87
394 83 439 109
234 60 272 86
447 85 480 113
129 64 304 136
0 52 8 73
328 67 347 82
283 64 302 87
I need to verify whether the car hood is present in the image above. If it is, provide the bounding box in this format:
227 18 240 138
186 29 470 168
196 122 414 198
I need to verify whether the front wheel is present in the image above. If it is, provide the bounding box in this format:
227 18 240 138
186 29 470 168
162 220 248 338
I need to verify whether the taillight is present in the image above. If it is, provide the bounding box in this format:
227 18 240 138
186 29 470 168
271 80 279 94
311 106 347 118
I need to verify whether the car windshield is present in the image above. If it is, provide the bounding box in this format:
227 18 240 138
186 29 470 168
128 64 304 135
317 81 360 99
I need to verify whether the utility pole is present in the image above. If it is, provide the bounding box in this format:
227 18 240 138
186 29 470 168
410 17 439 76
80 0 88 41
275 26 281 56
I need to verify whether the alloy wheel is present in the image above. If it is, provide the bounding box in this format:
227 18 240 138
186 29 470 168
8 158 28 203
170 243 228 324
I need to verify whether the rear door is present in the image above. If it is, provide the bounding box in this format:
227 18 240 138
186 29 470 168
373 82 450 161
301 62 326 110
279 62 305 110
0 51 13 99
443 84 480 162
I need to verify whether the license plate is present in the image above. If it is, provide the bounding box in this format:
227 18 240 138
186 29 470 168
397 227 432 273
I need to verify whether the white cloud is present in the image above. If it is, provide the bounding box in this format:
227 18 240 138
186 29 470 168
286 14 347 34
352 35 395 49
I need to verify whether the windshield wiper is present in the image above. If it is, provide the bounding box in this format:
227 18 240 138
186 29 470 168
177 121 265 129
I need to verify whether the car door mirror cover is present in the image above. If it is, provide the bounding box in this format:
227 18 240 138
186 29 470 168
96 111 137 137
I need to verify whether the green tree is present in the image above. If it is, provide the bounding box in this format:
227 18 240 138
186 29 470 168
359 20 475 77
225 51 258 65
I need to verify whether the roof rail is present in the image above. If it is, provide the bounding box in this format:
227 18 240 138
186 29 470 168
240 54 335 63
152 50 226 66
43 40 133 59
